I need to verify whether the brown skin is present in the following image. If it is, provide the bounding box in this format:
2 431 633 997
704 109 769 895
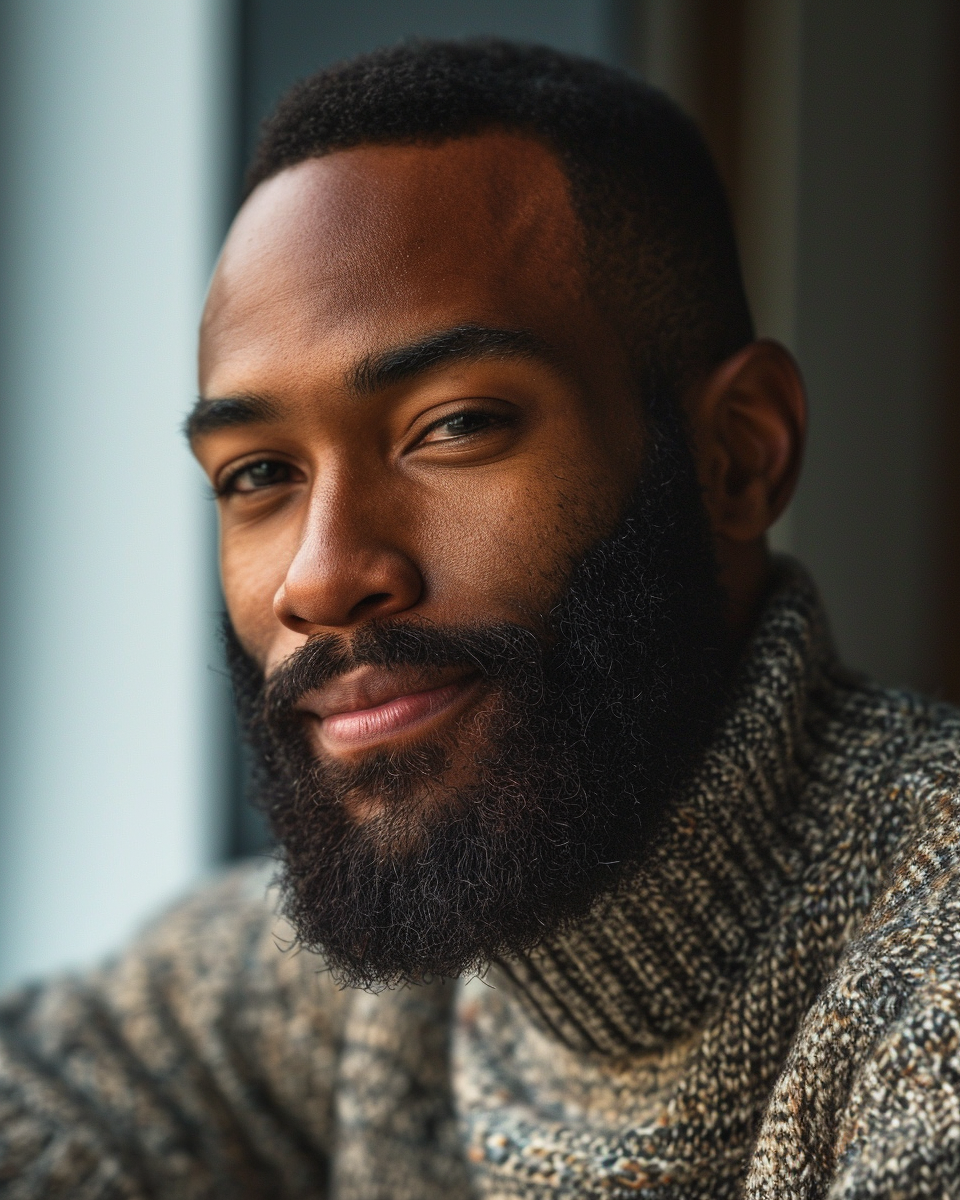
193 131 805 785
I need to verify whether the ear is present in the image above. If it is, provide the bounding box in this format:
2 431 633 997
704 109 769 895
690 339 806 542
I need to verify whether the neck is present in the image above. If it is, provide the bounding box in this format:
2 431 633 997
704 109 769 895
718 536 773 643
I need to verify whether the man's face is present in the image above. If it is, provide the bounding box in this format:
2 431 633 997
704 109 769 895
197 135 644 791
193 133 726 984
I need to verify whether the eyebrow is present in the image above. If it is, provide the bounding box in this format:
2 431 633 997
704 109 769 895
349 324 553 394
186 324 553 442
184 394 280 441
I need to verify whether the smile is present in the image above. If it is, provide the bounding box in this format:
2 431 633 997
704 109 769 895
296 668 483 755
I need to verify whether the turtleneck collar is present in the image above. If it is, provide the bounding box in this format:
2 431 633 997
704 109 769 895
492 558 838 1056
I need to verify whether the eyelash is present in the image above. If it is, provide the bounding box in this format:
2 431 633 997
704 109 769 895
215 407 512 497
215 459 295 497
419 407 510 442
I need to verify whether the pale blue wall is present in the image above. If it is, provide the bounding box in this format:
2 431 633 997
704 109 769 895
0 0 232 985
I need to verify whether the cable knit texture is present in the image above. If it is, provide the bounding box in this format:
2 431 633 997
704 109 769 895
1 560 959 1197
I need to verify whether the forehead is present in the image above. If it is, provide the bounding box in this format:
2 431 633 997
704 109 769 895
200 133 590 387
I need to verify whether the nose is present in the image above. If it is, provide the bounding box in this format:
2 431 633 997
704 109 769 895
273 489 424 634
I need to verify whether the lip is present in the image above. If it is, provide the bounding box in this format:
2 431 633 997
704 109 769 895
296 666 483 754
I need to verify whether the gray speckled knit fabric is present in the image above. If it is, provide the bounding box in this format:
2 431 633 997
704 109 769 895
1 560 960 1198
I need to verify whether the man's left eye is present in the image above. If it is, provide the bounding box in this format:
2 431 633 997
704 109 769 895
423 411 496 442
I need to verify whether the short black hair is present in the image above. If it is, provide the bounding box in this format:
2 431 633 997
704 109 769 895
247 38 754 400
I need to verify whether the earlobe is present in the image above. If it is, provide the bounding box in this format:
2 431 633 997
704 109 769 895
693 340 806 543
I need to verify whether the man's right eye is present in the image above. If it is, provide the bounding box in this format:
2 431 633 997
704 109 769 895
218 459 293 495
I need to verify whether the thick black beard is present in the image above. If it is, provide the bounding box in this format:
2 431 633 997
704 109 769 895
226 396 730 988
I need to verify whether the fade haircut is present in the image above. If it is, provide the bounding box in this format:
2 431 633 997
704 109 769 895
247 38 754 400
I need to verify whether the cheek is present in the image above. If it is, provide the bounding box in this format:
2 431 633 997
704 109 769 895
417 461 618 623
219 520 302 663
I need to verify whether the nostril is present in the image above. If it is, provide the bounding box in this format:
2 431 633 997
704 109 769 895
350 592 393 619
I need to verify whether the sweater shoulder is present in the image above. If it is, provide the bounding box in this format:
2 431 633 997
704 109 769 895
747 684 960 1197
800 663 960 844
101 856 344 1028
129 855 290 972
809 661 960 768
0 860 349 1198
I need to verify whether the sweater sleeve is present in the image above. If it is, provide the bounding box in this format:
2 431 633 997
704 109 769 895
825 975 960 1198
746 788 960 1200
0 861 348 1200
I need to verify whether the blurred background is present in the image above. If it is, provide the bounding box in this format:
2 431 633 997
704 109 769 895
0 0 957 986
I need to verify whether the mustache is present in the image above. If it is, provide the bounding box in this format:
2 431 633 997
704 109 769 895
256 620 547 719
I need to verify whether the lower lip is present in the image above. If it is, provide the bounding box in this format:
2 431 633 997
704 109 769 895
317 676 479 752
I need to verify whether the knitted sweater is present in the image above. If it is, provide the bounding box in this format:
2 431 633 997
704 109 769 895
2 561 960 1198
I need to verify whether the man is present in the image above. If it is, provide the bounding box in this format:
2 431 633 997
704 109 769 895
1 38 958 1199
